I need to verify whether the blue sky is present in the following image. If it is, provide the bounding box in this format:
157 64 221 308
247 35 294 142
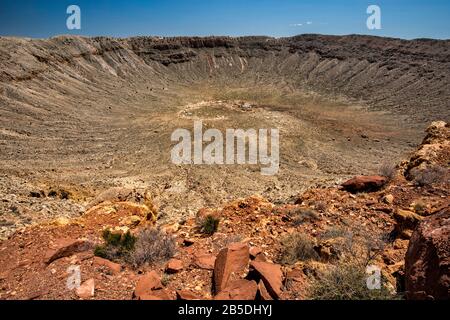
0 0 449 39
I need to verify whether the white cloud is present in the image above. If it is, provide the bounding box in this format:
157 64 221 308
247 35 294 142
290 21 314 27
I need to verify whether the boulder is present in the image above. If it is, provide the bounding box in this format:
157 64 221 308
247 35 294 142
250 261 283 299
166 258 183 273
93 256 122 275
134 271 162 299
341 175 387 193
214 280 257 300
44 239 92 264
213 243 249 293
193 252 216 270
405 209 450 300
76 278 95 299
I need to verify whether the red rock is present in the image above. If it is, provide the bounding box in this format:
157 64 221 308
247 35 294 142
134 271 162 299
139 294 163 300
214 280 257 300
193 252 216 270
93 256 122 274
405 209 450 300
250 261 283 299
166 258 183 273
286 269 305 283
213 243 249 293
254 253 267 262
76 278 95 299
140 289 172 300
341 175 387 193
44 238 92 264
176 290 202 300
249 247 262 259
257 280 273 300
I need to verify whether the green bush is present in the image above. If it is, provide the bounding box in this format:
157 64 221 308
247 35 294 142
198 215 220 235
94 229 136 261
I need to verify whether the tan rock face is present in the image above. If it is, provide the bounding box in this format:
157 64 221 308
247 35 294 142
394 209 423 239
405 209 450 300
383 194 394 204
250 261 283 299
405 121 449 179
134 271 162 299
214 280 258 300
76 278 95 299
213 243 249 293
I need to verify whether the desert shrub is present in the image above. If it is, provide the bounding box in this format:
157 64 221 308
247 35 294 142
279 233 319 265
161 273 172 286
314 201 327 213
308 261 397 300
317 227 355 258
126 228 176 268
379 162 397 181
319 226 353 241
94 229 137 261
198 215 220 235
413 201 427 215
289 208 319 226
412 165 447 187
318 226 389 263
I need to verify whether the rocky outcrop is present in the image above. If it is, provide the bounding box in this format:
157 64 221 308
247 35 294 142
405 121 450 180
394 209 424 239
405 209 450 300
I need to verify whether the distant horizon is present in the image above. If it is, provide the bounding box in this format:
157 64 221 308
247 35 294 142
1 0 450 40
2 33 448 42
